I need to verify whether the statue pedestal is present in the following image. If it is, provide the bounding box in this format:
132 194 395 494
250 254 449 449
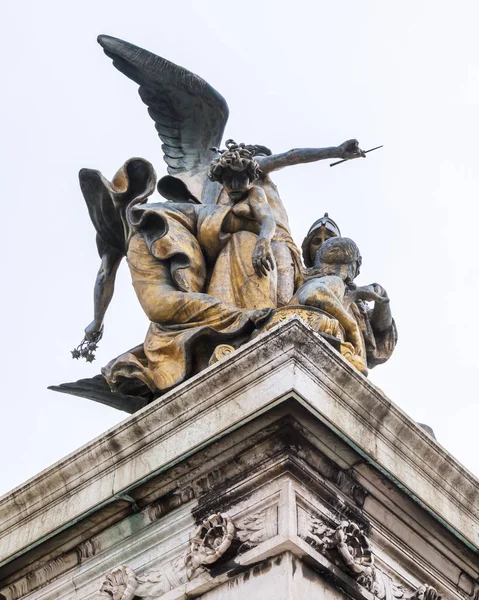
1 318 478 600
259 305 368 373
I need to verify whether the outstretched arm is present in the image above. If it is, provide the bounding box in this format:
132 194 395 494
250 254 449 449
257 139 365 175
84 247 123 341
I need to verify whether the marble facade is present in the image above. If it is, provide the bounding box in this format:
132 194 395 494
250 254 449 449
1 319 478 600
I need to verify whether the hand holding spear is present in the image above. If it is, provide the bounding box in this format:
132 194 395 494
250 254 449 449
330 140 383 167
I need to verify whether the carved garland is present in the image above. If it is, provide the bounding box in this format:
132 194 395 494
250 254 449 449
303 514 445 600
97 511 446 600
98 513 237 600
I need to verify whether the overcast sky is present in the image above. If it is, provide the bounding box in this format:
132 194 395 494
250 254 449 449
1 0 478 496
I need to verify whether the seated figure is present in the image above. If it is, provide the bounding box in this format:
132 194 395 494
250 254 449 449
208 140 277 279
290 233 397 374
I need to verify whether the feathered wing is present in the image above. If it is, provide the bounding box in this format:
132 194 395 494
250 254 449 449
98 35 229 203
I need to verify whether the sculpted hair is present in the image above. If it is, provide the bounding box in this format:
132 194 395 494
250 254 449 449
208 139 261 183
316 237 362 269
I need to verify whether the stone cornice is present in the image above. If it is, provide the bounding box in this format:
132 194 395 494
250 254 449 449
0 318 478 568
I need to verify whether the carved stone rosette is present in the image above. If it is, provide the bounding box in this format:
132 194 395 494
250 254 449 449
330 520 374 576
305 517 374 577
97 513 237 599
301 514 450 600
96 507 448 600
303 514 404 599
185 513 236 578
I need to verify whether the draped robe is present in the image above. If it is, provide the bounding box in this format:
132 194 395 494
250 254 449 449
102 202 292 394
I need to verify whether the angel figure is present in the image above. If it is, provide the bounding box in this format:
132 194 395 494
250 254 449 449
96 35 366 309
78 158 272 398
56 35 368 406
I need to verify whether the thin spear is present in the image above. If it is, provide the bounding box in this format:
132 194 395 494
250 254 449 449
330 145 384 167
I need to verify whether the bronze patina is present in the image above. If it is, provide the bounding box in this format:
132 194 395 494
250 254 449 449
50 35 395 411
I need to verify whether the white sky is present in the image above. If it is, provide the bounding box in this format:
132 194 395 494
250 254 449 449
1 0 478 495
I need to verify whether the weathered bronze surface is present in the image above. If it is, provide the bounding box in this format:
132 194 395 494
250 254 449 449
50 35 394 410
289 236 396 374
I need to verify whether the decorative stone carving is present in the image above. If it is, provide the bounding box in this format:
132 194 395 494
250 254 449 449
98 511 276 599
98 556 188 600
235 506 278 550
186 513 236 579
76 539 96 562
302 513 336 550
95 491 448 600
98 513 236 599
330 520 374 575
99 566 138 600
303 516 374 576
302 513 388 591
138 556 188 597
361 568 405 600
3 556 72 600
301 511 425 600
409 585 442 600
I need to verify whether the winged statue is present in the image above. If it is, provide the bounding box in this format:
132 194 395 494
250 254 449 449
50 35 396 411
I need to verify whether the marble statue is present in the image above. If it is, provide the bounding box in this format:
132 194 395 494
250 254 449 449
50 35 394 410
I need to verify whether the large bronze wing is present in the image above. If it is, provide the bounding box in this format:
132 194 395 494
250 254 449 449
98 35 229 203
79 168 127 257
79 157 157 257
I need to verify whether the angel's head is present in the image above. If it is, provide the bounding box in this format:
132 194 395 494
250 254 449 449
208 140 261 201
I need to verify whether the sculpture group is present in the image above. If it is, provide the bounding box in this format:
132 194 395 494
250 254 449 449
60 35 397 408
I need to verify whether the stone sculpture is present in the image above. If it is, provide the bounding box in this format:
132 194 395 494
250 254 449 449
50 35 395 409
185 513 236 579
97 510 444 600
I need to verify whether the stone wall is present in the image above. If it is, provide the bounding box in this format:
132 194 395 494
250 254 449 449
0 320 477 600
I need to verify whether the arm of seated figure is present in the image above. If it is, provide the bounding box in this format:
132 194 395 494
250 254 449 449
256 140 365 174
84 246 123 341
366 283 393 333
348 283 392 332
293 276 364 354
248 186 276 277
